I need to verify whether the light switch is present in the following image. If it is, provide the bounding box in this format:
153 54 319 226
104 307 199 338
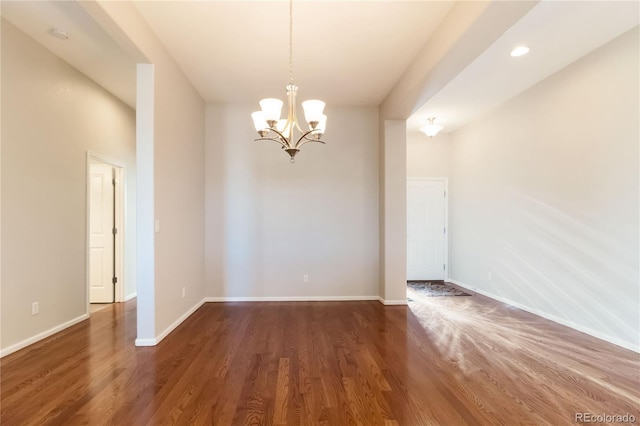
155 220 160 233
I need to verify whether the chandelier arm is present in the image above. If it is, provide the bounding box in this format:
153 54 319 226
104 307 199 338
301 131 323 141
297 139 327 149
297 139 326 149
254 137 288 148
295 130 327 148
293 129 317 148
265 127 294 148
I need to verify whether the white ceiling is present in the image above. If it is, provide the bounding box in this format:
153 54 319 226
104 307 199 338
407 1 640 133
2 1 638 133
132 0 454 106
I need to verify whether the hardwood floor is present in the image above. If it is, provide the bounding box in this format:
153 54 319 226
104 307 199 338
1 290 638 425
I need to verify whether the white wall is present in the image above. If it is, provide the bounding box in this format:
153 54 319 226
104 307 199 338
406 130 451 178
1 20 136 353
205 104 379 299
449 27 639 350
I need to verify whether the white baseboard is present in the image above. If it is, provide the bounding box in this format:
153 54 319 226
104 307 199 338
134 338 157 347
204 295 381 303
124 292 137 302
0 313 90 358
449 279 640 353
135 298 206 347
204 296 407 306
135 295 396 347
378 297 409 306
1 296 407 355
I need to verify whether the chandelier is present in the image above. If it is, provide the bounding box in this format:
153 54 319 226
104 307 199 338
250 0 327 163
420 117 443 138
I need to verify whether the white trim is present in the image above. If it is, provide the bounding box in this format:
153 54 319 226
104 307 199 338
449 279 640 353
86 152 126 311
406 177 449 280
114 166 125 302
124 292 137 302
134 299 205 347
135 63 156 344
204 295 380 303
133 295 407 348
378 298 409 306
0 314 90 358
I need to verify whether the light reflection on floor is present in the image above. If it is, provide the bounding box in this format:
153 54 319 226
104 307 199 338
406 286 640 411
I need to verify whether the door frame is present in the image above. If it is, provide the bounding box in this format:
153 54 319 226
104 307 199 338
86 152 125 311
406 177 449 280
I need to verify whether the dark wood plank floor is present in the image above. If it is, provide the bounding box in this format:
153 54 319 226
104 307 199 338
1 288 638 425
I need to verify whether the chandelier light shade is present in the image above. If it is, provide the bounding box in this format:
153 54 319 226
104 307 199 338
259 99 284 124
302 100 326 125
420 117 444 138
250 0 327 163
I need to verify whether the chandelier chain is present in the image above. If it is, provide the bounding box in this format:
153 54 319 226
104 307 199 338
289 0 293 85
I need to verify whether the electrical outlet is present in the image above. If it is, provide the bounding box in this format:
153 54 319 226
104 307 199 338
182 287 186 298
303 274 309 283
32 302 39 315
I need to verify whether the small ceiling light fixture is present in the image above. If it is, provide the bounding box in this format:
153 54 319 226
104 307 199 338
420 117 443 138
510 46 530 57
49 28 70 40
250 0 327 163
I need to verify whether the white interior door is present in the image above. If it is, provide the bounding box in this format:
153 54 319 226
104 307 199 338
89 163 115 303
407 179 446 280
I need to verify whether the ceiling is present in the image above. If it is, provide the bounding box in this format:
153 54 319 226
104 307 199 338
406 0 640 134
1 0 137 107
1 1 638 133
132 0 454 106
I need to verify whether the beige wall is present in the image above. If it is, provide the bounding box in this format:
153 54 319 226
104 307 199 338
82 1 206 342
449 27 639 350
406 130 451 178
205 104 379 299
152 60 205 335
379 1 535 303
1 20 136 353
380 120 407 303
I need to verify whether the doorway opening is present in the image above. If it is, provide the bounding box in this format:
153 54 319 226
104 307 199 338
406 178 448 300
87 154 125 313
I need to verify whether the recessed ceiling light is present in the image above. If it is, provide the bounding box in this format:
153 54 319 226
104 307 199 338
510 46 530 57
49 29 70 40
